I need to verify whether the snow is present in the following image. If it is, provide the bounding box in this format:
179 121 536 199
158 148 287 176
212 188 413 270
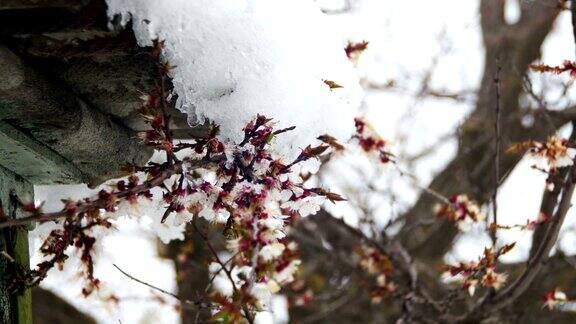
106 0 362 161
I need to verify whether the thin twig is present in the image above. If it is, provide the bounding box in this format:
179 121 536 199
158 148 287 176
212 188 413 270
491 60 502 245
0 163 181 229
320 214 447 315
113 264 210 310
0 156 225 230
191 219 255 324
394 165 451 204
205 252 240 293
0 251 15 263
572 0 576 56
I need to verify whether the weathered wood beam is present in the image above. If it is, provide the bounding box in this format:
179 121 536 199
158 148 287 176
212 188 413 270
0 0 87 10
0 45 152 185
7 29 208 139
0 122 84 184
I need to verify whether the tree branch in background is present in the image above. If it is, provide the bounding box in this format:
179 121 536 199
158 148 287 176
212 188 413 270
396 0 561 262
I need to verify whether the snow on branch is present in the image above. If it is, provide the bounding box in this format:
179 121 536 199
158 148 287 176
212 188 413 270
106 0 362 161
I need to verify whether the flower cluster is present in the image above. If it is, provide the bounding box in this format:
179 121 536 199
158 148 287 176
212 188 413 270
527 136 574 170
433 194 485 232
16 112 341 321
13 200 113 296
136 113 343 319
189 115 347 318
3 39 350 322
357 245 395 304
509 136 574 171
443 244 514 296
353 117 393 164
508 136 575 191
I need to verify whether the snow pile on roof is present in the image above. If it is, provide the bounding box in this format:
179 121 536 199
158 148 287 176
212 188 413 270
106 0 361 160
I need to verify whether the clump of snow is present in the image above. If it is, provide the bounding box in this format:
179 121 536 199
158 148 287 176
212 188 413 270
106 0 361 160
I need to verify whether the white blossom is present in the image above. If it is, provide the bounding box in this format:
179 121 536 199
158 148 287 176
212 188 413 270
250 283 273 311
467 279 478 296
274 260 301 284
259 243 285 262
208 262 222 274
281 196 324 217
213 274 234 297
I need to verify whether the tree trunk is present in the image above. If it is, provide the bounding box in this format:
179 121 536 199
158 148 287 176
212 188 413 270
31 287 96 324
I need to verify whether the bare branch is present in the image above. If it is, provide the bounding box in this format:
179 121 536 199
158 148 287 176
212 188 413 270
491 61 502 244
113 264 211 310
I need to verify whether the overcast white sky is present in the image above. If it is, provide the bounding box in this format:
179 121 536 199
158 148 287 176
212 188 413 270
32 1 576 323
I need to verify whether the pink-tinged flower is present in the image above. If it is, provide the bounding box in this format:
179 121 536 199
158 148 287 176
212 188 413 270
371 295 384 304
444 245 514 295
481 268 507 290
526 212 550 230
434 194 485 231
353 117 393 163
543 289 567 310
376 274 387 287
293 289 314 307
212 274 234 297
199 194 230 224
147 208 186 244
358 246 393 276
274 260 301 284
281 195 324 217
360 254 380 275
356 245 395 303
520 136 576 170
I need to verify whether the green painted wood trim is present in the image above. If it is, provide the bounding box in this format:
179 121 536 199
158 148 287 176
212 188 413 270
0 165 32 324
15 227 32 324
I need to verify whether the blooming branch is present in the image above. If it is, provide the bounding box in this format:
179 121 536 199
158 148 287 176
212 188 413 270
433 194 485 231
530 60 576 78
443 243 515 296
